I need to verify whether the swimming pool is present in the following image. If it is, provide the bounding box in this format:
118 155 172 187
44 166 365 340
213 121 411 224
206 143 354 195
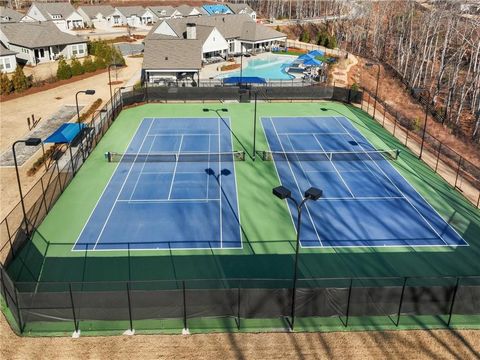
217 54 297 80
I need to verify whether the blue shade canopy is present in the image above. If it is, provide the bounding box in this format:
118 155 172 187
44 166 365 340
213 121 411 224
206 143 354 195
303 58 322 66
297 53 314 61
308 50 324 57
44 123 86 144
223 76 267 84
203 4 232 15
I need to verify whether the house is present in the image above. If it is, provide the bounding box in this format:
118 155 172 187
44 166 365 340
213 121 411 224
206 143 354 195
202 4 233 16
143 15 286 83
226 3 256 20
0 43 16 73
25 2 85 31
175 5 206 17
0 22 87 66
139 7 157 25
108 6 145 27
148 6 181 21
0 6 24 23
77 5 115 29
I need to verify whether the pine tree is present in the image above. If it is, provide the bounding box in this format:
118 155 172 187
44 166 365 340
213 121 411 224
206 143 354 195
83 57 96 73
11 66 29 92
0 72 13 95
56 56 72 80
70 56 85 76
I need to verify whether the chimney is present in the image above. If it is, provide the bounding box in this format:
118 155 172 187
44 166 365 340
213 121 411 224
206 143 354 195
186 23 196 40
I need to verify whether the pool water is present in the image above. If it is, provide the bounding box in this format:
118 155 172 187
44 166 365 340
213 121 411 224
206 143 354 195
217 54 296 80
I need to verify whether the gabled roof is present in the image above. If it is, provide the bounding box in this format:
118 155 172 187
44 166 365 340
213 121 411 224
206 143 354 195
147 20 215 44
148 6 177 18
78 5 115 19
240 21 286 41
0 22 86 48
227 3 255 15
143 39 202 70
115 6 145 18
31 2 77 20
0 6 24 23
0 43 16 56
175 4 206 17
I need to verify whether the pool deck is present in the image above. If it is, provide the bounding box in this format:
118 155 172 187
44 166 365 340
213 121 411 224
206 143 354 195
199 52 299 80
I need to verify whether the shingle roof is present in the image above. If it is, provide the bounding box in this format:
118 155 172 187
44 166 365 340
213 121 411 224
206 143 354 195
175 4 206 16
0 43 16 56
148 6 177 18
0 22 86 48
226 3 255 15
0 6 24 23
32 2 77 20
116 6 145 18
143 39 202 70
240 22 286 41
78 5 115 19
148 14 286 42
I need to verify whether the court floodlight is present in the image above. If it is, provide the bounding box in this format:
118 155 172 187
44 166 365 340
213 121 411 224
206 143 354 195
305 187 322 201
273 186 291 200
85 90 96 95
25 138 42 146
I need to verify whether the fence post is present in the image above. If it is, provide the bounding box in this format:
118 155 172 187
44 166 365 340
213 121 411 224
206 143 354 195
182 280 189 335
405 131 409 147
454 157 463 189
39 177 48 216
13 286 24 334
477 193 480 209
382 106 386 127
345 278 353 327
68 283 79 335
447 277 460 327
393 113 398 136
126 282 134 333
366 93 370 114
236 284 241 330
435 143 442 173
396 277 407 326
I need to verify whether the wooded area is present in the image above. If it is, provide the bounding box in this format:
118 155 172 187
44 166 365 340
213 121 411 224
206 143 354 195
242 0 479 144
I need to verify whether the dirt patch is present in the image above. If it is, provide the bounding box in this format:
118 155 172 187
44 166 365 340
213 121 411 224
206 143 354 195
349 57 480 168
0 69 109 103
1 314 479 360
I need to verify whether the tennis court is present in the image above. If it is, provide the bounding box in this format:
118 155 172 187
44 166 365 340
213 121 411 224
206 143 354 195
262 116 468 248
73 117 242 251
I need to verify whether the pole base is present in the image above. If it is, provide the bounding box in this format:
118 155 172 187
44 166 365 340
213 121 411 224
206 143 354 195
182 328 190 335
123 329 135 336
72 330 81 338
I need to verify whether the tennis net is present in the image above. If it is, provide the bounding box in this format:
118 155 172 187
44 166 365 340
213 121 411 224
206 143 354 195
105 151 246 162
260 149 400 162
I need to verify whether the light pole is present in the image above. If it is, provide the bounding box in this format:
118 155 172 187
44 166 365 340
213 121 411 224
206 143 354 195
413 88 431 159
365 63 380 120
12 138 42 237
108 63 123 102
272 185 323 329
75 90 95 161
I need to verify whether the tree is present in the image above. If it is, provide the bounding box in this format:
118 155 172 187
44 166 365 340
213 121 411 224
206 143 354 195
56 56 72 80
11 66 29 92
83 57 96 73
300 30 310 43
93 56 106 70
70 56 85 76
0 72 13 95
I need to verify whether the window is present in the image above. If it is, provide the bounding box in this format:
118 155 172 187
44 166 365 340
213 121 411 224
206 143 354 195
71 44 85 56
0 58 12 70
52 14 61 19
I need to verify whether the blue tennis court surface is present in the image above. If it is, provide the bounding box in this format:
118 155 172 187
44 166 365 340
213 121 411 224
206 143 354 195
74 117 242 251
262 116 468 248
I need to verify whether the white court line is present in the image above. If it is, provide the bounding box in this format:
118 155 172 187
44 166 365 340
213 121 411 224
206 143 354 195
206 134 211 201
128 135 156 201
146 133 219 137
218 116 223 248
141 171 207 175
270 117 323 247
320 196 405 201
117 199 220 203
92 119 156 250
167 135 184 200
277 132 348 136
333 116 449 246
72 118 146 251
312 134 355 198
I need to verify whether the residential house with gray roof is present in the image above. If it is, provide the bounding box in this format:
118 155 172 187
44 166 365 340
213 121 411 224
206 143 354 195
108 6 145 27
175 5 206 17
0 43 16 73
25 2 85 31
0 6 24 23
148 6 181 21
77 5 115 29
226 3 256 20
143 14 286 84
0 21 87 66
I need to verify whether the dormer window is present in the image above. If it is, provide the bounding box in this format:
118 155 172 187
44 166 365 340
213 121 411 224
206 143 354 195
52 14 62 19
161 10 166 15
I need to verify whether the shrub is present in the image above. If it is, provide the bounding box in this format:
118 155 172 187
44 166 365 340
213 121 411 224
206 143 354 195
83 57 96 73
70 56 85 76
351 82 359 91
300 30 310 43
11 66 29 92
0 72 13 95
93 56 106 70
88 40 125 66
56 56 72 80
